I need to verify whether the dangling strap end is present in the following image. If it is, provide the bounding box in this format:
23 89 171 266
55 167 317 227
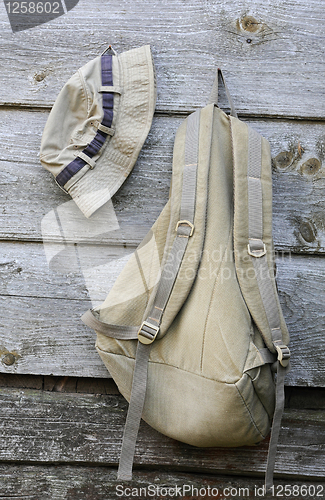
265 352 290 491
117 471 133 481
117 342 152 481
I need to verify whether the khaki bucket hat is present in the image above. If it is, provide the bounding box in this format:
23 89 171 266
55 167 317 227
40 45 156 218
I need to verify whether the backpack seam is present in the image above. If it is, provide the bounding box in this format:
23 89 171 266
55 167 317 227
148 210 164 293
235 377 267 439
251 367 276 421
200 226 233 373
97 345 243 385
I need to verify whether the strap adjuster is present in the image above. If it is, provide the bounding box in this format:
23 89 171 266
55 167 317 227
99 85 122 95
98 123 115 136
176 220 194 237
138 321 159 345
248 238 266 258
274 343 291 367
77 151 96 169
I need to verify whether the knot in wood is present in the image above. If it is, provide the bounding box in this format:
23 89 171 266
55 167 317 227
2 353 16 366
301 158 321 176
240 16 261 33
299 221 317 243
273 151 293 170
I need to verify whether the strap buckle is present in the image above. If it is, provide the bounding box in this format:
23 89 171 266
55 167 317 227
248 238 266 258
138 321 159 345
274 343 291 367
176 220 195 237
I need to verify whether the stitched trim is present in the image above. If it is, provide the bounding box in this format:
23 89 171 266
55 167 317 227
78 68 91 114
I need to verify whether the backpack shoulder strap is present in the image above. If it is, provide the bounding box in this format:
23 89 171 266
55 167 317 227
230 115 290 490
230 117 290 352
139 102 215 340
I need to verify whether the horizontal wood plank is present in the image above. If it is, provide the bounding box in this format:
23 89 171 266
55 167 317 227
0 464 324 500
0 388 324 481
0 294 108 378
0 241 324 385
1 110 325 253
0 0 324 118
0 241 131 302
1 374 324 408
0 372 119 394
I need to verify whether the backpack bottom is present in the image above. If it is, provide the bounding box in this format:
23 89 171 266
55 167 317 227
97 346 274 448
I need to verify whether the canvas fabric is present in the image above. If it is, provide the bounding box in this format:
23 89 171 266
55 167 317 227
40 45 156 218
90 102 289 447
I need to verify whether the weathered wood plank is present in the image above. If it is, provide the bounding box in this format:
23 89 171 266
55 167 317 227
0 0 324 118
0 372 119 394
0 295 109 378
0 242 324 385
0 464 324 500
1 373 324 408
273 254 325 387
0 388 324 481
1 110 325 252
0 241 131 301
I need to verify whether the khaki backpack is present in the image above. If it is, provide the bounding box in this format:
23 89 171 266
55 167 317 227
82 70 290 490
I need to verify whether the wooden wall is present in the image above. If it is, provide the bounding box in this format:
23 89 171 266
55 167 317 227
0 0 324 497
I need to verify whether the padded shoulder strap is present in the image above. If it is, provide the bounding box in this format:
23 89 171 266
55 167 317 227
230 116 289 352
140 103 215 340
137 109 201 343
230 116 291 490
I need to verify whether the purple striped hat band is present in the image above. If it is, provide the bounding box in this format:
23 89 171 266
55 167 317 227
56 55 114 188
